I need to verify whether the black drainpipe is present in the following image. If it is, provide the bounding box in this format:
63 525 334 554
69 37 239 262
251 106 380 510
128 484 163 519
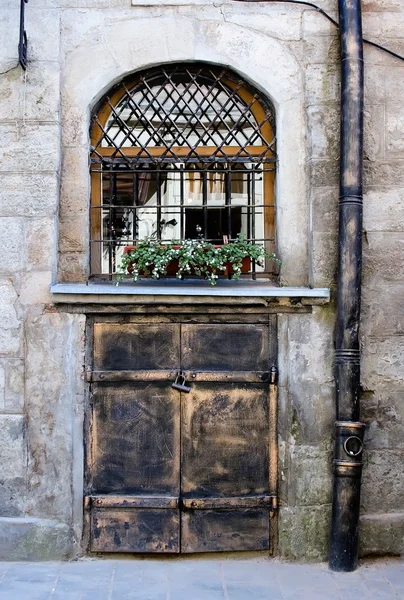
230 0 367 571
329 0 366 572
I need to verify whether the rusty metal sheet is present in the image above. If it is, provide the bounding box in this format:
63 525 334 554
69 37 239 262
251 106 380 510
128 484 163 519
93 323 180 370
87 370 271 383
88 495 179 509
87 370 177 382
181 384 270 498
181 509 270 553
182 495 273 509
183 371 271 383
90 382 180 495
181 324 271 371
90 508 180 553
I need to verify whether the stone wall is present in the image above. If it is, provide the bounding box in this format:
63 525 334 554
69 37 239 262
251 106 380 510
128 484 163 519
0 0 403 560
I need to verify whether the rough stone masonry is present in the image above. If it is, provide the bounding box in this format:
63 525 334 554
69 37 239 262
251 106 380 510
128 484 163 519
0 0 403 560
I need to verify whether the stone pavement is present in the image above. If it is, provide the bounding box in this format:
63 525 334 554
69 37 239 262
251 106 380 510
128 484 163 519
0 556 403 600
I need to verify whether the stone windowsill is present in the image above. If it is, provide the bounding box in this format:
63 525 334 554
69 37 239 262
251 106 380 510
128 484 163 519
50 281 330 305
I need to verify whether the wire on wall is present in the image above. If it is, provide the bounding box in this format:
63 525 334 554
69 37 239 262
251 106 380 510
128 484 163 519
231 0 404 63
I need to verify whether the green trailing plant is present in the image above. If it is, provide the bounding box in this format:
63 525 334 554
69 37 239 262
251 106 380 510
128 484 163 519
117 235 281 286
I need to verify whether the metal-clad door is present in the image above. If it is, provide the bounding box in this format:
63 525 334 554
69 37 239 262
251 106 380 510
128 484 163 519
85 317 277 554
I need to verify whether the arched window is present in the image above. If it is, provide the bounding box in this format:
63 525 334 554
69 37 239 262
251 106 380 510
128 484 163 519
90 63 276 279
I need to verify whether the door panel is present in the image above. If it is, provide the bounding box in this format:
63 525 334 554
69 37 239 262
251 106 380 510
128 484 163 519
181 509 269 553
90 382 180 495
181 384 269 498
181 324 271 371
86 318 277 554
90 507 180 553
93 323 180 370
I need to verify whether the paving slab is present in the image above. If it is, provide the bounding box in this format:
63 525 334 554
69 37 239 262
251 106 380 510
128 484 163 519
0 556 402 599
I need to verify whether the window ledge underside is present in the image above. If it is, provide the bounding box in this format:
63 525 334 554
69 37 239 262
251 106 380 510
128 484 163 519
50 282 330 306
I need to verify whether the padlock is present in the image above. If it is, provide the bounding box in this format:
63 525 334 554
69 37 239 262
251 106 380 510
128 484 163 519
171 373 191 393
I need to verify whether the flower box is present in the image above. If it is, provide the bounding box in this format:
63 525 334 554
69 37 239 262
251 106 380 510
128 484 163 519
118 237 279 285
123 245 179 275
123 245 251 278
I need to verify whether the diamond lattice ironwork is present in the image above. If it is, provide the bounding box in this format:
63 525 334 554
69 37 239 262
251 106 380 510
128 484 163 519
91 64 276 165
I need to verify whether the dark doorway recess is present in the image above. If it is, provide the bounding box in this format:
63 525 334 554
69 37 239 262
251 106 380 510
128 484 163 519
84 315 278 554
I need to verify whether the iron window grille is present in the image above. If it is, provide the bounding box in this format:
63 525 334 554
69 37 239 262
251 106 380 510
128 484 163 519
90 64 277 280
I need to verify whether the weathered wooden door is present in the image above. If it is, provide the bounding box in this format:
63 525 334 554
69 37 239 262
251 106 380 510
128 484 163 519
85 316 277 553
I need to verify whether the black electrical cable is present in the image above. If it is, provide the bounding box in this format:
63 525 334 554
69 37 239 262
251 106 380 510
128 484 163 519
231 0 404 63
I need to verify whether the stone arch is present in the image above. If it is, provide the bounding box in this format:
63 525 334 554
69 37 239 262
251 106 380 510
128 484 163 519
60 17 308 284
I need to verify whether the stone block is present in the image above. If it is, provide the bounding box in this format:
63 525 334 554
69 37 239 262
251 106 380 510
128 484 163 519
310 159 339 187
0 365 4 410
362 283 404 337
311 231 338 288
287 445 332 507
59 212 89 253
21 62 61 122
364 159 404 187
303 33 339 66
286 310 335 446
58 251 89 283
25 311 85 521
362 231 404 286
307 104 340 160
25 217 57 272
385 66 404 101
0 415 26 516
364 105 385 161
0 9 19 62
305 65 340 106
0 123 60 173
381 11 404 37
303 10 338 36
0 359 25 413
0 517 72 561
361 337 404 390
60 5 110 53
0 173 58 217
19 271 53 306
59 147 90 215
363 187 404 233
361 450 404 513
0 64 23 122
278 505 331 562
310 186 338 234
0 280 23 356
359 513 404 557
25 8 60 63
362 0 404 11
362 13 383 39
364 65 387 105
365 38 404 68
0 218 24 274
386 103 404 157
0 59 58 126
61 96 89 148
363 390 404 451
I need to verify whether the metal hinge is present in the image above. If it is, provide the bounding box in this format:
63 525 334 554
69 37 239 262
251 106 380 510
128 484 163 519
269 495 278 517
269 365 278 385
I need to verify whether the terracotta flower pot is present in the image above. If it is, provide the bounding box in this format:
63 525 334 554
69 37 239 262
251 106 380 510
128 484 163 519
224 256 251 276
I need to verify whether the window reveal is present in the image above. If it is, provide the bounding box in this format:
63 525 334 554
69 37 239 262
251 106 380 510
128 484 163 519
90 64 276 279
